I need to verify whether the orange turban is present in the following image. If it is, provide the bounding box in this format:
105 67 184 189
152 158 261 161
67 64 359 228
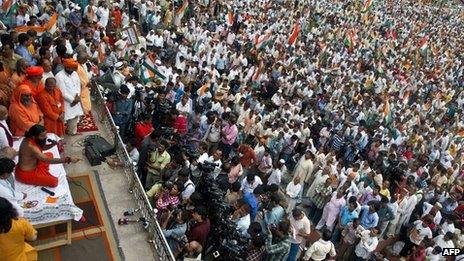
26 66 44 77
62 58 79 69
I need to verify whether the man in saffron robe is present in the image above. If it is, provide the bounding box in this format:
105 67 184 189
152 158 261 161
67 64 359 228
36 78 65 137
21 66 45 99
8 85 43 136
16 125 79 187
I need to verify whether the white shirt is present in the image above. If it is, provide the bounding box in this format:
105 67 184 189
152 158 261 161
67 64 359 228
433 234 455 249
355 230 378 259
97 7 109 27
235 214 251 236
286 181 302 198
267 168 282 186
153 35 164 48
182 179 195 200
410 220 432 245
0 119 12 149
176 102 191 115
240 176 263 194
55 70 84 121
425 247 441 261
303 239 336 261
289 214 311 244
129 148 139 164
0 178 24 217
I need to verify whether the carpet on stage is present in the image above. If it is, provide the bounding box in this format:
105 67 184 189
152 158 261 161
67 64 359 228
77 113 99 133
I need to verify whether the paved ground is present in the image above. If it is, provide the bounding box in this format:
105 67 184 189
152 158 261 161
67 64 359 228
62 108 157 260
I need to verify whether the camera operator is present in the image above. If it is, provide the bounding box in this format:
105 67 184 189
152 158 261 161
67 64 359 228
204 149 223 180
263 194 285 228
110 84 133 139
146 142 171 189
155 181 183 214
161 209 189 255
246 234 266 261
177 168 195 202
243 185 265 222
187 206 211 248
231 199 251 236
150 90 173 129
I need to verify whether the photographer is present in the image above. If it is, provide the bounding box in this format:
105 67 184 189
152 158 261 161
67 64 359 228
111 85 134 139
151 90 173 129
243 185 265 222
155 181 183 214
146 142 171 189
187 206 211 248
177 168 195 202
263 194 285 228
161 209 189 255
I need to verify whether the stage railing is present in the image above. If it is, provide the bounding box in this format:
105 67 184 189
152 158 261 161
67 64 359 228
91 81 175 261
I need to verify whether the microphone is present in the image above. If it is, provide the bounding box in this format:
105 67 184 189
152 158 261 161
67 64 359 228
47 139 57 145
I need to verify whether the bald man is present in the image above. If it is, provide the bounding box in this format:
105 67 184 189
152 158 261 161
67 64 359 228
0 105 14 149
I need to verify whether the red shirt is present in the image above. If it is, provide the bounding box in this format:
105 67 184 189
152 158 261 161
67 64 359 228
135 122 153 148
187 219 210 247
173 115 188 134
238 144 257 168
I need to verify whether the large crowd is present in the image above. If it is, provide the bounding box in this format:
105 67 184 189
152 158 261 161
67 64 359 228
0 0 463 260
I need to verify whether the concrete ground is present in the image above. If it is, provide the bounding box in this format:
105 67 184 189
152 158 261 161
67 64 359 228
62 109 157 260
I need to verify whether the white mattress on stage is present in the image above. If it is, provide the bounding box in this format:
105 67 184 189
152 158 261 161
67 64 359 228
13 134 83 225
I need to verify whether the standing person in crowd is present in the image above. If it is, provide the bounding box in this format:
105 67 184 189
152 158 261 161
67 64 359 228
303 229 336 261
55 58 83 136
288 208 312 261
265 219 291 261
36 78 65 137
0 0 461 260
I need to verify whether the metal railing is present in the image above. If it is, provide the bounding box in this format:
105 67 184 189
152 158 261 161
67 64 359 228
91 81 175 261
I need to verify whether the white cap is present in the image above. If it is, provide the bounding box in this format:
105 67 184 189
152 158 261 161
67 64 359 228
114 61 124 69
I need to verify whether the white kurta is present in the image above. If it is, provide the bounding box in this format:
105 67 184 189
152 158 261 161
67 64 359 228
0 179 24 217
294 156 314 184
55 70 84 121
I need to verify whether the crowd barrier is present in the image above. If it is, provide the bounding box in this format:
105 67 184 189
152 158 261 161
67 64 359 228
91 81 175 260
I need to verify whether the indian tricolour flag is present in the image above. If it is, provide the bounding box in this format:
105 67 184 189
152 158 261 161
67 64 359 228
361 0 373 13
344 30 356 48
15 13 58 35
176 0 189 19
288 22 301 46
252 61 264 81
226 11 234 26
255 33 272 50
2 0 14 12
456 130 464 140
140 56 166 83
382 98 392 124
418 37 428 52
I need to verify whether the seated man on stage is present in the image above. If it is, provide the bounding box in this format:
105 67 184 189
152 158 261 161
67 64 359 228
16 124 79 187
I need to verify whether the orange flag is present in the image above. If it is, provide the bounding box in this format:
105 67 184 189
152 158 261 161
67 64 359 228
288 22 300 46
